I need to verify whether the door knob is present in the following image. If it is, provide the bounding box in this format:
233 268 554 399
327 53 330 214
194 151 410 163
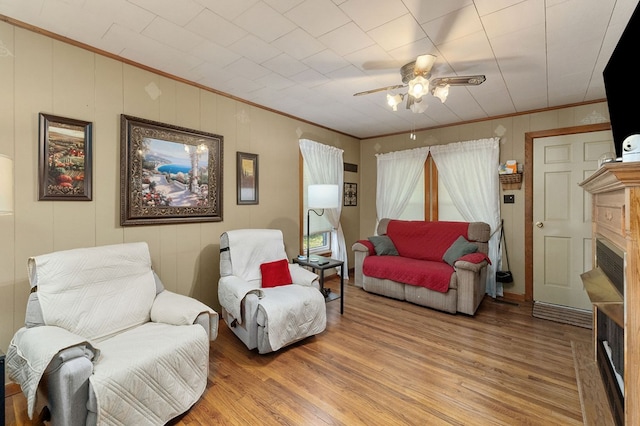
536 221 544 228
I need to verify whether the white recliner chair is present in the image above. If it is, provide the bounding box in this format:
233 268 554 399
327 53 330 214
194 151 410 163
7 242 218 426
218 229 327 354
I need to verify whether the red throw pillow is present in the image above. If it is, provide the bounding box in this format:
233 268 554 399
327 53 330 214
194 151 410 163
260 259 293 288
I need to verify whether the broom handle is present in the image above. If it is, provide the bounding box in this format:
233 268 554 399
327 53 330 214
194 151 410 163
499 219 510 270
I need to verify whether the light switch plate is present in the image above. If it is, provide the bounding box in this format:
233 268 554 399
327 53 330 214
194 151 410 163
504 194 515 204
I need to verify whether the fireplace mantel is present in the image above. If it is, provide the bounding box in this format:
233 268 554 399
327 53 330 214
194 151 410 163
580 162 640 426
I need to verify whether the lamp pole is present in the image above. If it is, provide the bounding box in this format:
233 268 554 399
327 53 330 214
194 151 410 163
307 208 323 261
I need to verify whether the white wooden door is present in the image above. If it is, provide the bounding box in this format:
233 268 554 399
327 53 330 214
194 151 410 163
532 131 614 309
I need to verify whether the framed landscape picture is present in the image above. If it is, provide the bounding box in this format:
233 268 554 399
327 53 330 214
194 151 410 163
38 113 92 201
120 115 223 225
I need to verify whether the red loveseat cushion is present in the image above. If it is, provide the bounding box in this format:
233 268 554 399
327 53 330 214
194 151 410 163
363 255 454 293
386 220 469 262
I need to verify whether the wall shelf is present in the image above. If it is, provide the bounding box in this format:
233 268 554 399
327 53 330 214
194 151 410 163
499 173 522 190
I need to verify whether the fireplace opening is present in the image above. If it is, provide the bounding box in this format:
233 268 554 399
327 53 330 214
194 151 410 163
594 238 625 426
597 309 624 426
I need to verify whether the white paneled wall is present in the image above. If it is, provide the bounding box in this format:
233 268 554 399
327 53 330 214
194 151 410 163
0 21 360 352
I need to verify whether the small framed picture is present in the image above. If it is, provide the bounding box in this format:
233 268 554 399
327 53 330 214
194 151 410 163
38 113 93 201
344 182 357 206
237 152 258 205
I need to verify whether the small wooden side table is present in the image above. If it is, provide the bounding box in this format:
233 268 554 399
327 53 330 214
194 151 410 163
294 257 344 314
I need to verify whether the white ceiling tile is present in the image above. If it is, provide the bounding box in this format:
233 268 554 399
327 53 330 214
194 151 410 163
187 8 247 47
263 0 305 14
302 49 350 74
289 68 331 87
100 23 152 56
82 0 154 33
402 0 472 24
142 17 205 51
223 57 271 80
436 30 494 68
262 52 309 77
318 22 375 56
421 5 483 46
344 44 394 71
193 63 236 85
481 0 545 39
339 0 407 32
192 0 259 21
162 53 204 78
285 0 351 37
217 75 265 95
190 40 241 67
234 2 297 42
0 0 44 24
228 34 281 63
253 71 296 90
127 0 204 27
367 13 426 51
474 0 525 17
272 28 325 60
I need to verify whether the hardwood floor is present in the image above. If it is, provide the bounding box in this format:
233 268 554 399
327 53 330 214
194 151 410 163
5 278 611 425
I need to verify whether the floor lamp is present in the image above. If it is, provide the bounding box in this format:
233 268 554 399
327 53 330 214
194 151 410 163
306 184 339 261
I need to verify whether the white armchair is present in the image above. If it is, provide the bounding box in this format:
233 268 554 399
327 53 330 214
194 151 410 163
6 242 218 426
218 229 327 354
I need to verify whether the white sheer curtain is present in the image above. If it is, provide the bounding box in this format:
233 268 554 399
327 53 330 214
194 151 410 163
430 138 502 297
299 139 348 279
375 147 429 232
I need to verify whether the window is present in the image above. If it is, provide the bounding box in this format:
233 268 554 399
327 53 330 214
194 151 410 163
437 177 464 220
393 155 461 222
303 167 332 254
398 168 425 220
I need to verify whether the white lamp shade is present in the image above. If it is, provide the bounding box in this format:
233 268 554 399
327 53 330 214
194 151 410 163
308 184 339 209
0 154 14 215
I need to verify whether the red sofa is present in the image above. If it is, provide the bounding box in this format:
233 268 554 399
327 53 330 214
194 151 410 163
352 219 491 315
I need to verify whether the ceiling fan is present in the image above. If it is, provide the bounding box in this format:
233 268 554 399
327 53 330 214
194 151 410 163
353 54 486 113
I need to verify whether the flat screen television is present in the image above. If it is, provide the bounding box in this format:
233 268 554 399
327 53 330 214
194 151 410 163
603 2 640 159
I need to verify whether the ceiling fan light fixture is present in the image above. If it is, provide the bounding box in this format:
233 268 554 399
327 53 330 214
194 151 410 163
414 54 437 75
387 93 403 111
433 84 450 103
409 97 428 113
408 76 429 99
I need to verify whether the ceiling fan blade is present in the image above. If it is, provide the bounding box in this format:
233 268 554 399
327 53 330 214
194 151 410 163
414 54 437 75
353 84 406 96
430 75 486 86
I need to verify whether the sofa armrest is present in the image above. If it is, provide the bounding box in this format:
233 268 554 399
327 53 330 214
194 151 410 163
43 347 95 426
352 240 374 288
289 264 319 288
218 275 263 325
454 259 488 273
7 326 98 420
352 240 374 254
454 261 488 315
151 290 219 341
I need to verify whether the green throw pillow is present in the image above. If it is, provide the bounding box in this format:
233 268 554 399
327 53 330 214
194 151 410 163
368 235 399 256
443 236 478 266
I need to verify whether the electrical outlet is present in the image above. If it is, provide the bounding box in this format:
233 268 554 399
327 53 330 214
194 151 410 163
504 194 515 204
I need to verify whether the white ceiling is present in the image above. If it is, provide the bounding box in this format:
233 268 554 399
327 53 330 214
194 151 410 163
0 0 637 139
